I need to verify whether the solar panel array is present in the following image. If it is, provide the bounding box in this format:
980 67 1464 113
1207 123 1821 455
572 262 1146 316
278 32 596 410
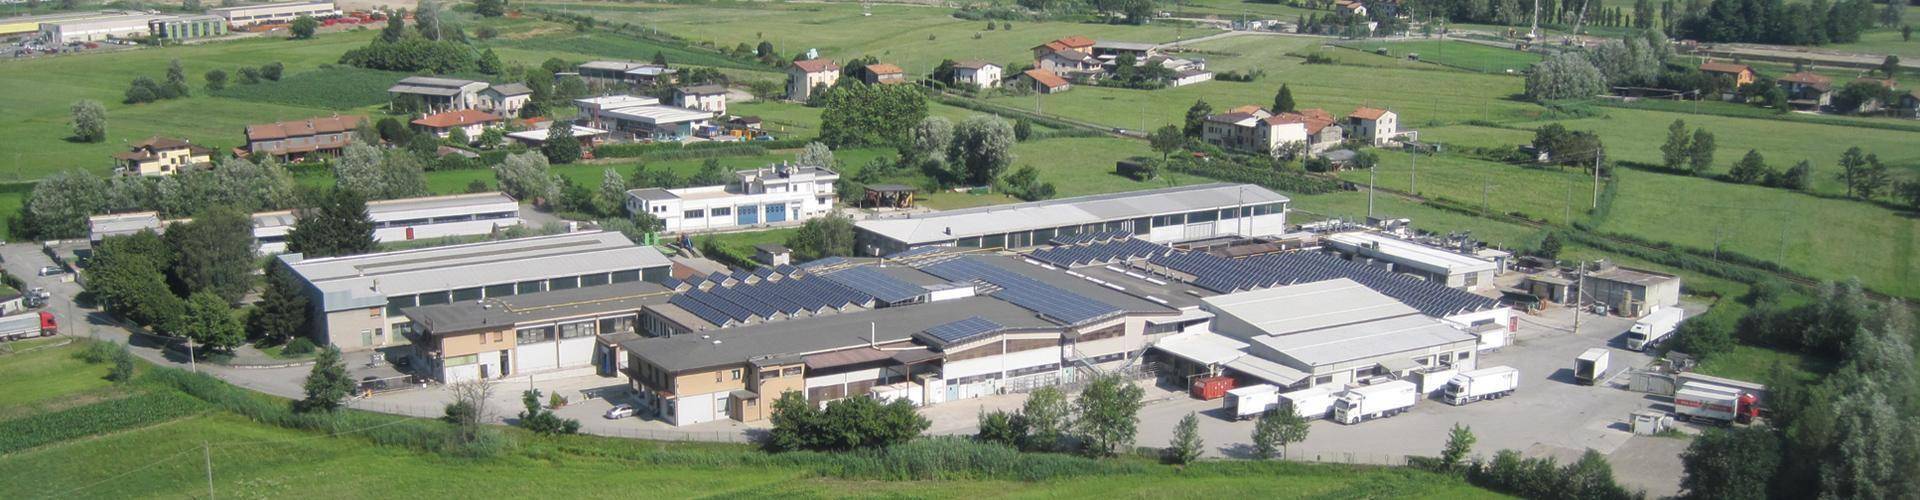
1143 246 1500 317
820 266 928 304
917 316 1005 346
920 256 1121 325
1030 238 1171 268
663 268 878 326
1050 230 1134 246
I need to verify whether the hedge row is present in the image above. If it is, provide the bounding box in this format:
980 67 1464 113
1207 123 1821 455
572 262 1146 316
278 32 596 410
141 367 508 458
0 390 205 454
1164 159 1342 195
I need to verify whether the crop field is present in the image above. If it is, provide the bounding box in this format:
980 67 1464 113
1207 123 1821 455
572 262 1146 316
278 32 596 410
1340 39 1544 73
1175 0 1324 18
523 1 1197 74
0 341 1499 499
488 30 774 72
209 67 409 110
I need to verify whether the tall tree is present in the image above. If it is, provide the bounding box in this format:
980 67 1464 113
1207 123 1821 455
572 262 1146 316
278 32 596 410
1149 125 1184 162
798 141 837 169
1165 413 1204 465
1251 408 1310 459
541 121 582 164
380 11 406 42
1442 424 1478 467
597 167 628 217
1680 426 1781 500
947 115 1018 185
69 99 107 143
164 59 189 98
203 69 228 91
1857 153 1892 199
494 152 560 205
785 214 856 260
1836 146 1867 198
1775 160 1812 190
250 266 310 344
164 208 256 302
1182 99 1213 139
297 346 354 412
1526 52 1608 100
1687 128 1716 175
1075 374 1144 457
1727 149 1772 184
909 116 955 164
1660 119 1691 170
290 15 318 39
1021 386 1074 452
177 291 244 354
1273 84 1297 112
286 188 377 258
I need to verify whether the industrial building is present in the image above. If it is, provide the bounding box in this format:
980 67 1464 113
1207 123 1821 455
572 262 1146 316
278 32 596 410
402 280 679 383
1580 261 1682 317
624 161 838 233
149 14 227 40
2 12 112 38
86 212 165 243
387 76 491 113
252 192 521 254
278 231 672 352
38 13 166 43
208 1 338 26
852 183 1290 256
1322 232 1500 291
1181 280 1488 389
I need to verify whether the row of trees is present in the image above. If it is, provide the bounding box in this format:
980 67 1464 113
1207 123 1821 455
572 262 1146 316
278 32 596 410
20 157 300 239
819 81 931 149
974 375 1146 457
905 115 1021 187
1674 279 1920 499
339 6 482 73
85 212 254 354
124 59 193 104
1677 0 1879 45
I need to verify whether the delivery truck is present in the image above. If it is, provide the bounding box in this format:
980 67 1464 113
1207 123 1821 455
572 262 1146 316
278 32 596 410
1280 385 1342 420
1331 380 1418 425
1226 384 1281 420
0 311 56 341
1626 308 1684 351
1442 366 1520 405
1673 381 1760 425
1575 348 1611 386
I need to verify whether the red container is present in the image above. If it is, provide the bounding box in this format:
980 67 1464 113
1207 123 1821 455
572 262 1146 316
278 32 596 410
1191 376 1236 400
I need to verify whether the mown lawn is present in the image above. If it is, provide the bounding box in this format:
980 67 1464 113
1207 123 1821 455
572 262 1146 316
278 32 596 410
0 340 112 411
1333 152 1598 226
1543 107 1920 197
1341 39 1543 73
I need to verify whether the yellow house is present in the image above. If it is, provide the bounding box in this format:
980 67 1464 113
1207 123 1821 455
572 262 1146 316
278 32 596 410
114 136 212 176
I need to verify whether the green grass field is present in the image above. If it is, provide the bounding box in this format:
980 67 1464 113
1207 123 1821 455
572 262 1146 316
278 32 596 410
208 67 409 110
1340 40 1544 73
0 341 1502 499
524 1 1198 75
0 340 113 413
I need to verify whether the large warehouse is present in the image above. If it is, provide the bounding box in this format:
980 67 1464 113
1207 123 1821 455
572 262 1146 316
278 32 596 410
402 280 678 384
38 13 166 43
279 230 672 352
207 1 338 26
253 192 521 254
852 183 1290 256
1322 231 1499 291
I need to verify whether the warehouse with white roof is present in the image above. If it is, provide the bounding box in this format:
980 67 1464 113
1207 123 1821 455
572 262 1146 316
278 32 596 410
254 192 520 254
1322 232 1499 290
279 231 671 352
852 183 1289 256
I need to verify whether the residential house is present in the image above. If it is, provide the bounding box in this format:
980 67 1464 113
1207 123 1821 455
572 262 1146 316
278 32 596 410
1288 108 1344 153
673 84 729 117
1036 47 1101 77
1091 40 1158 61
860 63 908 85
951 60 1003 89
625 161 839 233
1777 72 1834 110
1346 107 1398 146
480 83 532 117
113 136 212 176
1697 60 1755 89
1023 69 1071 94
626 65 679 87
787 59 842 102
1845 77 1898 113
1031 35 1096 60
411 109 504 144
1202 106 1343 156
387 76 490 113
244 115 363 160
1897 89 1920 118
1334 0 1367 16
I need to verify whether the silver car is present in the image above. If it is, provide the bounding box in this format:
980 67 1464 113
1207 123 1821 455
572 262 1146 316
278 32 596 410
603 404 636 420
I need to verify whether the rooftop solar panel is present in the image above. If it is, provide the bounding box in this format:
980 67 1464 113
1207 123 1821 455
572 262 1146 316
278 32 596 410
920 257 1120 325
919 316 1005 346
685 289 755 322
821 266 926 304
669 294 736 327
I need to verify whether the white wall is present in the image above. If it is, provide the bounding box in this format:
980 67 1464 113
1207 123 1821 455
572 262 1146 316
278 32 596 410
517 342 558 373
673 391 720 426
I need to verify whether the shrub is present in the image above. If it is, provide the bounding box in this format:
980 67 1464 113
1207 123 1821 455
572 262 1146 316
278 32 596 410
142 367 507 458
281 337 317 355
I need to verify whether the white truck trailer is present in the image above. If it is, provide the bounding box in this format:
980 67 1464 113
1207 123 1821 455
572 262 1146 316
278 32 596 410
1226 384 1281 420
1280 385 1342 420
1443 366 1520 405
1331 380 1417 425
1626 308 1684 351
1575 348 1611 386
1674 381 1759 425
0 311 55 341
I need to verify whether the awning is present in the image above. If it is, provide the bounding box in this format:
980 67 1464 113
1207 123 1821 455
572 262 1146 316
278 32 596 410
891 348 942 364
729 389 759 400
1225 356 1308 386
1153 331 1248 366
1380 357 1419 374
804 348 893 370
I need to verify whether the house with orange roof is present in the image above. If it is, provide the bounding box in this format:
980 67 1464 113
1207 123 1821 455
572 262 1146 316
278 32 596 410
1203 105 1343 157
1023 68 1072 94
113 136 213 176
1697 60 1755 88
1031 35 1096 60
1777 71 1834 110
1346 107 1398 146
244 115 364 160
411 109 505 145
860 63 908 85
787 58 842 102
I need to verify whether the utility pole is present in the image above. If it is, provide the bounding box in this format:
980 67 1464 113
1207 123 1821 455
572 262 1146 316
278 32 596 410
1529 0 1542 39
203 441 215 500
1591 153 1601 209
187 338 196 373
1570 264 1585 337
1367 164 1377 219
1409 149 1419 195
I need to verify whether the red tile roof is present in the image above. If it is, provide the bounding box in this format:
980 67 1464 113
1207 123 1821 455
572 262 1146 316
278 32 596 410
791 58 840 73
865 63 905 75
1697 61 1752 75
1348 107 1390 120
411 109 504 129
1227 105 1268 115
1268 109 1337 134
246 116 364 142
1023 69 1069 88
1056 35 1095 49
1777 71 1832 87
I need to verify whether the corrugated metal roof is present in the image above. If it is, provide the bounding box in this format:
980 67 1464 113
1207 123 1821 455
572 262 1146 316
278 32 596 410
1251 315 1477 367
855 183 1287 245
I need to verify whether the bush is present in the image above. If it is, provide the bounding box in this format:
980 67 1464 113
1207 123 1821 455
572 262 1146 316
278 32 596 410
142 367 508 458
281 337 317 355
77 340 121 363
0 391 205 454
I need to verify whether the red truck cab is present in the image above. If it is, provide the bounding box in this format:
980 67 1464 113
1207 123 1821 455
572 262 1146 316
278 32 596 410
38 311 57 336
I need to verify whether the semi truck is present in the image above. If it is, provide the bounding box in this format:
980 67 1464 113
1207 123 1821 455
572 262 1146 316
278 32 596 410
1280 385 1342 420
1443 366 1521 405
1626 308 1684 351
1575 348 1611 386
1226 384 1281 420
0 311 56 341
1331 380 1417 425
1673 381 1760 425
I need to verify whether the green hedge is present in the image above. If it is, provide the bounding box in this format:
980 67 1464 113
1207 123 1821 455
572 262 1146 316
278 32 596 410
141 367 507 458
0 391 205 454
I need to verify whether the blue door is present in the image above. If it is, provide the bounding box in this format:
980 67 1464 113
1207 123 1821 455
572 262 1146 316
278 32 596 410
765 203 788 223
736 204 760 225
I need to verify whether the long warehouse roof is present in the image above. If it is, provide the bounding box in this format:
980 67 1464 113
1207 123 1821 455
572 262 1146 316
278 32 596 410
855 183 1288 245
1203 278 1420 338
1324 232 1497 276
282 230 668 312
1251 314 1478 367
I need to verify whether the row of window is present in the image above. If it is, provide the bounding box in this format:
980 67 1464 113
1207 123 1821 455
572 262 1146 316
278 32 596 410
948 203 1286 248
374 211 516 229
385 269 645 316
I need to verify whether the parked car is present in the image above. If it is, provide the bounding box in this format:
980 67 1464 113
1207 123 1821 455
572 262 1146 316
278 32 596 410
37 266 65 277
604 404 636 420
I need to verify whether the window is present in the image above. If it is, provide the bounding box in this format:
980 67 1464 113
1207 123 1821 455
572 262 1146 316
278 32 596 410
1032 228 1056 243
517 280 544 294
1186 209 1217 223
710 207 731 217
1464 272 1480 287
559 321 597 339
981 233 1006 248
516 326 555 344
491 331 503 343
1219 207 1240 220
736 204 759 225
599 315 637 335
484 283 515 298
581 273 611 287
1457 351 1472 361
684 209 705 219
549 276 579 290
611 269 641 283
783 366 803 377
1132 217 1151 233
446 354 478 366
368 306 381 318
730 369 742 381
1151 214 1183 227
956 237 982 247
1439 352 1453 363
761 370 780 379
418 291 451 306
1314 375 1333 385
452 287 483 301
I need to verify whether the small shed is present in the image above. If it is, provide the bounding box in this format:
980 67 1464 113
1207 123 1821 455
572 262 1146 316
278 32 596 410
754 243 792 266
863 184 916 208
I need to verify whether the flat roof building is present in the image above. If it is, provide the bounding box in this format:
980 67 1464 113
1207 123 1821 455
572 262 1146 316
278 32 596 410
208 1 338 25
403 280 679 383
1581 261 1682 318
1178 279 1483 388
87 211 164 243
853 183 1290 256
625 162 838 234
39 13 166 43
278 230 671 352
254 192 521 254
1323 232 1499 291
388 76 490 113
